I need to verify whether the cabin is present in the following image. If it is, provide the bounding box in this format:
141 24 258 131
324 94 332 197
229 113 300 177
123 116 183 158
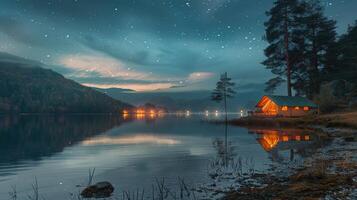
254 95 317 117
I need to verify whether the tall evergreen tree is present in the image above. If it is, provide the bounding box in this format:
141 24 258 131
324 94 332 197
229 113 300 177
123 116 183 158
263 0 302 96
302 0 337 98
327 21 357 86
211 72 235 123
263 0 337 98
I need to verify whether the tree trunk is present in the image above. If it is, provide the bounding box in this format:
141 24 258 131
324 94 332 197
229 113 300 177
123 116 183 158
223 72 228 124
284 6 292 97
311 24 319 99
223 72 228 167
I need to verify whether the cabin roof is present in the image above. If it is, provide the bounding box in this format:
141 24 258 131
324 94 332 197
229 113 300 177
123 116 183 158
257 95 317 108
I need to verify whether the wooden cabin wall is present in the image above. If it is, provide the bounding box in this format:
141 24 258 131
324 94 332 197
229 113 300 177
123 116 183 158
278 107 313 117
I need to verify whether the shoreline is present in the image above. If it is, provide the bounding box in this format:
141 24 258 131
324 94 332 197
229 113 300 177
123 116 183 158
223 128 357 200
202 111 357 199
227 111 357 130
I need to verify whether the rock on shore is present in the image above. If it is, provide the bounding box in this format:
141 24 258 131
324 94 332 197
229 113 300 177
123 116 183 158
81 181 114 198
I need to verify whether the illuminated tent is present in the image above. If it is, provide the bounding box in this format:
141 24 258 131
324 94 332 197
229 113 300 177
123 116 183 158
255 95 317 117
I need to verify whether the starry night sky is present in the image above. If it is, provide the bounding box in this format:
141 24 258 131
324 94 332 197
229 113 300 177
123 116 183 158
0 0 356 92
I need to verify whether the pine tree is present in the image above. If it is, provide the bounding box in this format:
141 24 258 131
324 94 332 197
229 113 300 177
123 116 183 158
329 21 357 86
263 0 302 96
302 0 337 98
263 0 337 98
211 72 236 123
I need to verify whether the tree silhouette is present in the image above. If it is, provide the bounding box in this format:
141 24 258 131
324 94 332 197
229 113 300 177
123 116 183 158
211 72 236 123
263 0 301 96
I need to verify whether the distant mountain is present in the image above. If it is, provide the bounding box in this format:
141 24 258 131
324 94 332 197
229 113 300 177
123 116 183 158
95 87 264 112
96 87 136 95
0 53 132 113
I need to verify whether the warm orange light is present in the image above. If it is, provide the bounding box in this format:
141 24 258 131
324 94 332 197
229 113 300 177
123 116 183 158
295 135 301 141
304 135 310 140
282 135 289 142
136 109 145 114
259 134 280 151
282 106 288 111
303 107 309 111
123 110 128 114
123 113 129 119
150 110 155 114
136 113 145 119
294 107 300 110
261 98 278 115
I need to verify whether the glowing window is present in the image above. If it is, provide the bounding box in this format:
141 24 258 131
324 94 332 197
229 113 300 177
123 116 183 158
295 135 301 141
282 106 288 111
282 136 289 142
294 107 300 110
303 107 309 111
304 135 310 140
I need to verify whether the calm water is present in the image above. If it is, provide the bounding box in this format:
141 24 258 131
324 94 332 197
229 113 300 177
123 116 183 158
0 114 327 199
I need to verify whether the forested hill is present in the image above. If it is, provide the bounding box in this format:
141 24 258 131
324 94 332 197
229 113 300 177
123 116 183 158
0 56 132 113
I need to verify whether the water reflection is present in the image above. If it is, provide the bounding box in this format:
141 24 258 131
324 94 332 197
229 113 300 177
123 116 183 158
82 134 181 146
210 123 257 177
0 114 332 200
210 126 329 176
249 128 328 162
0 115 129 164
123 112 165 121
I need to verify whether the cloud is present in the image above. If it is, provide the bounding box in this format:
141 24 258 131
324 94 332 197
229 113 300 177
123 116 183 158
0 16 36 45
5 0 270 40
0 15 57 48
80 33 228 76
0 0 280 92
58 53 183 91
187 72 214 82
77 71 214 92
82 83 174 92
59 54 149 80
81 36 158 67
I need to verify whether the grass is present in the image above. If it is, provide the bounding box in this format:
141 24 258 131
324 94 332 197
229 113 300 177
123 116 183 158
228 110 357 129
10 155 259 200
10 173 198 200
87 168 95 186
317 111 357 128
224 159 356 200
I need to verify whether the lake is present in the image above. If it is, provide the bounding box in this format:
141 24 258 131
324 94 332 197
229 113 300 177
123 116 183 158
0 114 327 199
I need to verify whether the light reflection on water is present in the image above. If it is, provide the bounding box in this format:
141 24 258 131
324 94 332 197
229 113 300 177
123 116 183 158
81 134 181 145
0 114 328 199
